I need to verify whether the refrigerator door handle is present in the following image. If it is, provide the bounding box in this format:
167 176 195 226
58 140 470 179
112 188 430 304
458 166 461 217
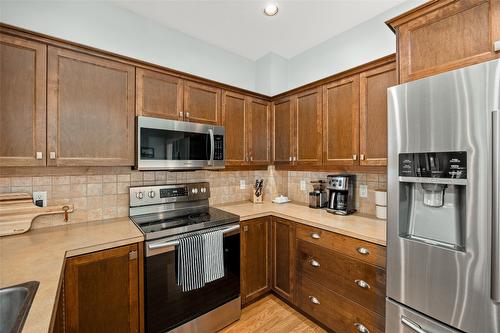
401 316 428 333
493 110 500 302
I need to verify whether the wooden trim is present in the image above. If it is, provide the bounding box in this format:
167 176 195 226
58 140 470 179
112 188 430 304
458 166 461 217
386 0 461 30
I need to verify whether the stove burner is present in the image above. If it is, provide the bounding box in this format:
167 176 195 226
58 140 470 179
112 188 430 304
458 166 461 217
188 212 211 223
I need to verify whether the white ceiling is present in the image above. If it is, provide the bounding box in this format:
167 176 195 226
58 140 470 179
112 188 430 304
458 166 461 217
113 0 407 61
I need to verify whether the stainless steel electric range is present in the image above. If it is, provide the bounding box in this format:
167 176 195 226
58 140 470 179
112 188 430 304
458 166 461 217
129 182 241 333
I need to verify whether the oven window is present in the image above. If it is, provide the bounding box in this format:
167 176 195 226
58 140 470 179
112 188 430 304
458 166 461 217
140 128 210 160
144 233 240 333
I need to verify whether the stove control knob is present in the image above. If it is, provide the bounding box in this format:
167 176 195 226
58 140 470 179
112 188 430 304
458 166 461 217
148 191 156 198
201 187 206 193
192 188 198 194
135 192 144 200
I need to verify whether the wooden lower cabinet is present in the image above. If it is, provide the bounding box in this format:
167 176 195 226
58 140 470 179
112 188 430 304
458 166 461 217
240 217 271 305
271 217 296 304
61 243 142 333
298 275 385 333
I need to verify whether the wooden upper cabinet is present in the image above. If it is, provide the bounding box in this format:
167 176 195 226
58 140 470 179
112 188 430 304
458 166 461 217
241 217 271 305
271 217 296 304
359 63 396 166
248 98 271 165
273 97 294 165
184 81 221 124
64 244 140 333
388 0 500 83
47 47 135 166
222 91 248 165
136 68 183 120
295 89 322 165
0 34 46 167
323 75 360 166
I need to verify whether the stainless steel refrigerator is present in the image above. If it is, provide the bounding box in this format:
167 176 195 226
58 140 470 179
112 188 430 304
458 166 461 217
387 59 500 332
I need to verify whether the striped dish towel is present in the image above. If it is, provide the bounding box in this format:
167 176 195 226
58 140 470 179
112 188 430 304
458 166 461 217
203 229 225 283
177 234 205 292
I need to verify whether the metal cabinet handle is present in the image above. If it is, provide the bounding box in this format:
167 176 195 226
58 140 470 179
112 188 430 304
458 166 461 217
309 259 320 267
129 250 138 260
185 112 190 118
36 152 43 160
289 156 292 161
352 154 357 161
354 323 370 333
310 232 321 239
495 40 500 52
179 111 184 117
308 296 320 305
293 156 297 161
357 247 370 255
360 154 365 160
49 151 56 160
401 316 428 333
250 156 253 162
355 279 371 289
243 225 248 232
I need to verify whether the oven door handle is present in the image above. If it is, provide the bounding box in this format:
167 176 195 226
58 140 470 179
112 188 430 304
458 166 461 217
148 224 240 250
208 128 215 166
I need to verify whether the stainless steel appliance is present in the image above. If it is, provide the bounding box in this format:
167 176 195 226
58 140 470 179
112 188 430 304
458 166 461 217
387 58 500 332
327 175 356 215
137 116 225 170
309 180 328 209
129 182 240 333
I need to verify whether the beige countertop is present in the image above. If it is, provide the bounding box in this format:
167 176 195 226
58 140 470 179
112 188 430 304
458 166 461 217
0 217 144 333
217 201 386 246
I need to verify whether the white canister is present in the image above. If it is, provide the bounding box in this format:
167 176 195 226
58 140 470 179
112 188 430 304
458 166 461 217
375 189 387 207
376 205 387 220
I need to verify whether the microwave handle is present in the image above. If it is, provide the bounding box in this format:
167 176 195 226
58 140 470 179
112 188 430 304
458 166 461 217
208 128 215 166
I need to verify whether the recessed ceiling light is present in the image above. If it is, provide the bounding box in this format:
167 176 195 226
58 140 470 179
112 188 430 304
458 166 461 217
264 3 279 16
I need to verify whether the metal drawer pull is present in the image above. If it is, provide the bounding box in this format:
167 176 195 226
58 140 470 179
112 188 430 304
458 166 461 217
311 233 321 239
354 323 370 333
309 259 320 267
401 316 428 333
148 225 239 249
355 279 371 289
308 296 320 305
356 247 370 255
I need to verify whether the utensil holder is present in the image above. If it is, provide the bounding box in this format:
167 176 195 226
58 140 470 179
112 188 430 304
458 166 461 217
252 190 263 204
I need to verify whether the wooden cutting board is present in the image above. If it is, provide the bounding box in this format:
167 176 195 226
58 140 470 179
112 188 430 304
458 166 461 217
0 193 74 236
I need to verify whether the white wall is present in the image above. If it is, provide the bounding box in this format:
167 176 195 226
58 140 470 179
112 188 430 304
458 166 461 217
0 1 257 92
255 52 288 96
284 0 427 93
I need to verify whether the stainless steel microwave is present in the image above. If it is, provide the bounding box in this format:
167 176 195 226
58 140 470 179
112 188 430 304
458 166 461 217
137 116 225 170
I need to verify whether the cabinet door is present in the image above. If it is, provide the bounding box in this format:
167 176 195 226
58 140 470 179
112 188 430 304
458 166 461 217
295 88 322 165
0 34 46 167
248 98 271 165
360 62 396 166
272 97 294 165
241 217 271 305
222 91 248 165
136 68 183 120
323 75 360 166
64 244 140 333
184 81 221 124
394 0 499 83
271 217 295 304
47 47 135 166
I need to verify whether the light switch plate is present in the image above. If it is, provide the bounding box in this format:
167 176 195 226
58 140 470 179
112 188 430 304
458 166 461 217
33 191 47 207
359 185 368 198
300 180 306 191
240 180 246 190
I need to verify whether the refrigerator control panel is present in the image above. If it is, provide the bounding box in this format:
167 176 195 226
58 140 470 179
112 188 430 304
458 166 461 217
399 151 467 179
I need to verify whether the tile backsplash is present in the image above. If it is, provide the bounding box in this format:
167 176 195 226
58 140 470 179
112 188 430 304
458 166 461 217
0 167 383 229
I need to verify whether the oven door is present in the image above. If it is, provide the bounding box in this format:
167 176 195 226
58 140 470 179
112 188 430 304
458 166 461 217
137 116 224 170
144 230 240 333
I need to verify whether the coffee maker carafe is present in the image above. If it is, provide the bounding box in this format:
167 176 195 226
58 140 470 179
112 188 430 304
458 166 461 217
327 175 356 215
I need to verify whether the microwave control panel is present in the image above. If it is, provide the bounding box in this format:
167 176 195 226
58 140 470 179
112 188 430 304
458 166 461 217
399 151 467 179
214 135 224 160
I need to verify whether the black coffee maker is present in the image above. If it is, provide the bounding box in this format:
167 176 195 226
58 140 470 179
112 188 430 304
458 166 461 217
327 175 356 215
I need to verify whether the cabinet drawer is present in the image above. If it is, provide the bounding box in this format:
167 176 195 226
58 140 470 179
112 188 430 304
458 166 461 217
296 224 386 268
297 239 385 315
298 275 385 333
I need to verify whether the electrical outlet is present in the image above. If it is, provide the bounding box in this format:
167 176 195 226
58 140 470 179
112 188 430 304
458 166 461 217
32 191 47 207
359 185 368 198
300 180 306 191
240 180 246 190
